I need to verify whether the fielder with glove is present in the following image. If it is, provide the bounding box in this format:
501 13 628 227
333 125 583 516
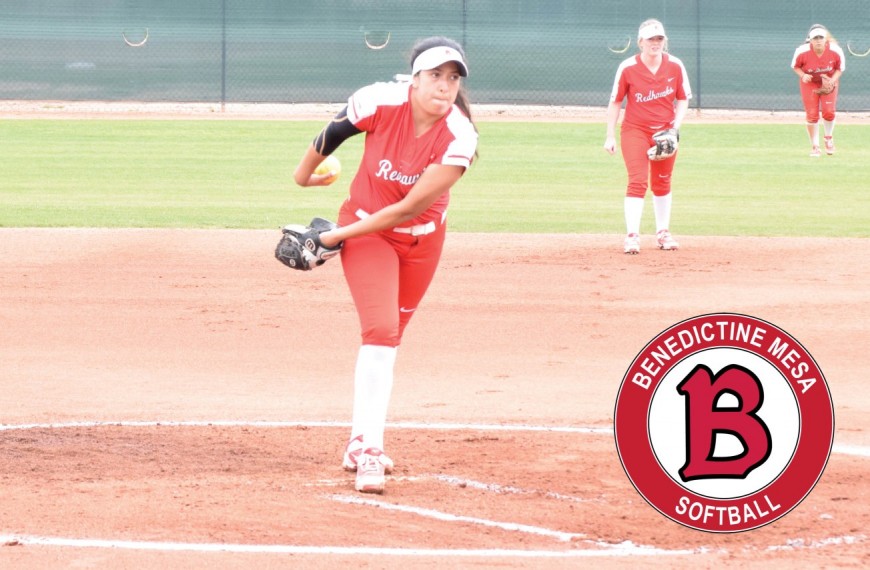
604 18 691 254
275 217 343 271
791 24 845 157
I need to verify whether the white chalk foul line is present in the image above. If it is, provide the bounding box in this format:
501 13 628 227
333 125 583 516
1 420 864 458
0 419 612 434
308 473 605 508
431 474 605 503
330 493 582 542
766 535 866 551
2 533 863 558
832 444 870 458
0 534 699 557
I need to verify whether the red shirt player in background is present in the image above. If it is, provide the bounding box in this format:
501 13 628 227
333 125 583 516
292 37 478 494
604 19 691 254
791 24 845 157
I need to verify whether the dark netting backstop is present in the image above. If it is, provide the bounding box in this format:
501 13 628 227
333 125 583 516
2 0 868 110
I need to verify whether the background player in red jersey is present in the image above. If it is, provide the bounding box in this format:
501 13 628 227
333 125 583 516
603 19 692 254
292 36 478 494
791 24 845 157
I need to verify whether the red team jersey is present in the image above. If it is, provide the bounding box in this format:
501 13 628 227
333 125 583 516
345 81 478 226
791 42 845 85
609 53 692 131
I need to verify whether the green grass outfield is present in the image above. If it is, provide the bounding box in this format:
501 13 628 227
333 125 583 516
0 120 867 237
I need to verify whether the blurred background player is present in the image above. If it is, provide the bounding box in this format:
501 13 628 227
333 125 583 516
603 18 692 254
292 36 478 494
791 24 845 157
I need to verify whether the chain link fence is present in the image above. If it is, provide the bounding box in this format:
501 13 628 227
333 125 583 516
2 0 868 110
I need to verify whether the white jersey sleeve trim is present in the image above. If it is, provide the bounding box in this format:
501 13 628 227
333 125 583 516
442 110 478 169
791 43 811 68
609 57 636 103
830 43 846 72
346 81 409 126
669 55 693 100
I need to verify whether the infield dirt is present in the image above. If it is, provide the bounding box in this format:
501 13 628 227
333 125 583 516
1 229 867 569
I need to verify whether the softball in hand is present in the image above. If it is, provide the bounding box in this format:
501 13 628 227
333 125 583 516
315 155 341 184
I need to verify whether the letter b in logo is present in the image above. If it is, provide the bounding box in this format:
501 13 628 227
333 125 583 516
677 364 772 481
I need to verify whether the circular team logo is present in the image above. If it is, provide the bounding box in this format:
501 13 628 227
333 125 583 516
614 313 834 533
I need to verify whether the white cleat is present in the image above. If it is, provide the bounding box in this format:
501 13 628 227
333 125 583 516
355 448 386 494
656 229 679 251
623 233 640 255
342 434 393 474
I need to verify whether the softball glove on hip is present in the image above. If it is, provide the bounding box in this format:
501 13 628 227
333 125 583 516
647 128 679 161
275 217 342 271
813 79 836 95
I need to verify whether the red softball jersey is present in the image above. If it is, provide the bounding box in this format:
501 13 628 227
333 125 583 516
791 42 845 85
609 53 692 131
345 81 478 226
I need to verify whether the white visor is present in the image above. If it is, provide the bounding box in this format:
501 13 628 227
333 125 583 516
808 26 827 39
638 21 667 40
411 46 469 77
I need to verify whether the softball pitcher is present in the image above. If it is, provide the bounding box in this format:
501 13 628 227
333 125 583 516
604 19 691 254
292 36 478 494
791 24 845 157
